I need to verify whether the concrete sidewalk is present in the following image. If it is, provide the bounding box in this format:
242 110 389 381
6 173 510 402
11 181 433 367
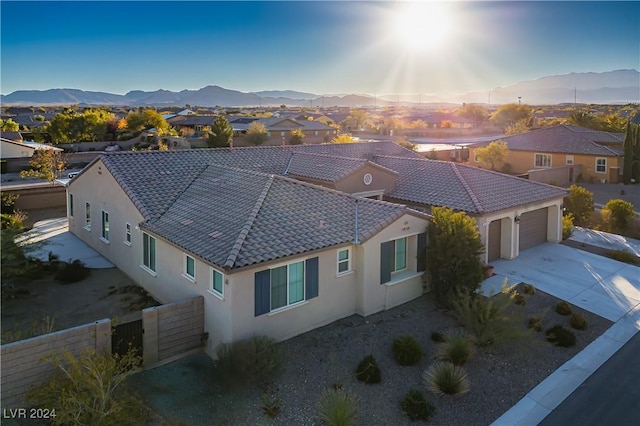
17 218 114 268
482 242 640 425
570 226 640 257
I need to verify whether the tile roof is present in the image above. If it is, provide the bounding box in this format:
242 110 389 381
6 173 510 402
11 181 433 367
373 156 567 214
140 164 410 270
482 125 624 156
284 152 369 182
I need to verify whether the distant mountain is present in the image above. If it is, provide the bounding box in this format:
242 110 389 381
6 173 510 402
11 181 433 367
2 70 637 106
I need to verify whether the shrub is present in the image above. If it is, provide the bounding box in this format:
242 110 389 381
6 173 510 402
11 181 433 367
451 281 531 347
564 185 594 226
431 331 446 343
570 313 588 330
55 259 91 283
562 214 574 240
401 388 436 421
317 388 359 426
262 394 281 419
555 301 572 316
214 336 284 388
423 362 470 396
606 249 640 266
513 293 526 306
355 355 381 384
392 335 424 366
601 199 636 234
546 325 576 347
522 283 536 295
527 315 543 332
26 348 145 426
435 332 475 366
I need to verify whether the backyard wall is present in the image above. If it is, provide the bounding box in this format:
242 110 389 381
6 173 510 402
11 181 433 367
142 296 204 367
0 319 111 408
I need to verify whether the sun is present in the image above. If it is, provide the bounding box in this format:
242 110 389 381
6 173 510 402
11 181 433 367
393 2 452 52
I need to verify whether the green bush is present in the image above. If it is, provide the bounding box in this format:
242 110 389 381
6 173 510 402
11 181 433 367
564 185 594 226
423 362 470 396
262 394 281 419
555 301 572 316
317 388 359 426
562 214 575 240
513 293 526 306
431 331 446 343
55 259 91 283
392 335 424 366
606 249 640 266
570 313 588 330
527 315 543 332
435 332 475 366
546 325 576 347
522 283 536 295
26 348 145 426
214 336 284 388
355 355 381 384
601 199 636 234
401 388 436 421
451 281 530 347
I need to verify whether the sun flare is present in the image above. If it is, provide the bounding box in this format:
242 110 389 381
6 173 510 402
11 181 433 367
393 2 452 51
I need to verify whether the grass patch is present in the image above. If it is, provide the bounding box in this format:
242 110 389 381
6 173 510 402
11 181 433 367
424 362 470 396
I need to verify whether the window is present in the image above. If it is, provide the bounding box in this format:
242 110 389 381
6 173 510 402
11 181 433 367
101 211 109 242
337 248 351 275
211 269 223 297
254 257 319 316
596 158 607 173
380 233 427 285
125 223 131 245
68 193 74 218
534 153 552 168
280 131 285 137
566 155 574 165
393 237 407 271
84 202 91 230
142 233 156 273
184 255 195 281
314 131 318 136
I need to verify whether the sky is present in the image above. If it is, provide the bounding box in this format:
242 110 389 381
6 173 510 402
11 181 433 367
1 1 638 97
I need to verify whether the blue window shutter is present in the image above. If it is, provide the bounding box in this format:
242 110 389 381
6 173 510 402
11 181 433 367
305 257 319 299
254 269 271 316
417 232 427 272
380 241 393 284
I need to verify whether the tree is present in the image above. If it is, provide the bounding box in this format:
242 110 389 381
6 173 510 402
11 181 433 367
564 185 594 226
504 118 530 136
622 120 640 184
245 122 268 146
397 137 417 152
475 140 509 171
455 104 488 123
343 109 369 131
332 133 355 144
566 110 602 130
601 199 636 234
20 149 69 184
426 207 485 308
490 103 532 129
207 116 234 148
47 108 115 143
0 118 20 131
125 109 170 136
288 128 304 145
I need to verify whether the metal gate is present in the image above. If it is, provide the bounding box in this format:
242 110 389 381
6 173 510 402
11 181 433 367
112 319 143 357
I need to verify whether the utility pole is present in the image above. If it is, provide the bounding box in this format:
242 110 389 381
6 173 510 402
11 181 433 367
518 96 521 106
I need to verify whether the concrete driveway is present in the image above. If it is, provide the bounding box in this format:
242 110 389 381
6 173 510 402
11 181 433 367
482 242 639 322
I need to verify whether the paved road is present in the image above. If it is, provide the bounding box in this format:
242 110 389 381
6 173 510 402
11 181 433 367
539 331 640 426
577 183 640 212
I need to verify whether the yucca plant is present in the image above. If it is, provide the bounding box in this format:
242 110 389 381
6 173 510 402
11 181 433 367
424 361 470 396
435 331 475 366
317 388 359 426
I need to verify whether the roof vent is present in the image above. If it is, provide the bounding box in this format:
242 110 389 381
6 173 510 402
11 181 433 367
209 231 224 239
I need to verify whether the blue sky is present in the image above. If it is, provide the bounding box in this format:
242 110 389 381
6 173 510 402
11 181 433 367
1 1 638 96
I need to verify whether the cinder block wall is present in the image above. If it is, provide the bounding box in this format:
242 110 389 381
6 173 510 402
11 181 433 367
143 296 204 367
0 319 111 408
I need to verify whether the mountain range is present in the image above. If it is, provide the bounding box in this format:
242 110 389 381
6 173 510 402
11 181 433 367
1 70 638 107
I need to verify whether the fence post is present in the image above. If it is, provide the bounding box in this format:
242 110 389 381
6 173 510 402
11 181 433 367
94 318 112 354
142 306 159 367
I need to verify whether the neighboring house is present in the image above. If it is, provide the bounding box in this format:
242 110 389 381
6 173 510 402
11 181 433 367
231 117 337 145
1 137 62 159
66 141 565 356
469 125 625 184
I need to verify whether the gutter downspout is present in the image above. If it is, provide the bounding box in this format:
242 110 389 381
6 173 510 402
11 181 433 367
353 198 360 244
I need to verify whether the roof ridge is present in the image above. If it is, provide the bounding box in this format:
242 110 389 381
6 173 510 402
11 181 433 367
224 175 275 269
153 160 210 221
591 141 621 156
291 150 367 161
451 163 485 214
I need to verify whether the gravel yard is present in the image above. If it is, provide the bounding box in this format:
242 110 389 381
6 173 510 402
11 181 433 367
134 284 611 426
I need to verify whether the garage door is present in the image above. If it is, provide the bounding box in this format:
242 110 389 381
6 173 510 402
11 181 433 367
487 219 502 261
519 208 548 251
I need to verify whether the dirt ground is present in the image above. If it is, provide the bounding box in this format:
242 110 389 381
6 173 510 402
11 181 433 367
1 268 159 342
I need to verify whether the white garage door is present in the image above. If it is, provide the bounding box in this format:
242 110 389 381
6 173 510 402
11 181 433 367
519 208 548 251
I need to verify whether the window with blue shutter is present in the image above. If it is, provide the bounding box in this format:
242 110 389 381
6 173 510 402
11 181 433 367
254 269 271 316
305 257 319 299
417 232 427 272
380 241 393 284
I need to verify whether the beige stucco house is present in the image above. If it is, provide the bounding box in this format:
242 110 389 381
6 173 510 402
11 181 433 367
67 141 566 356
469 125 625 185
